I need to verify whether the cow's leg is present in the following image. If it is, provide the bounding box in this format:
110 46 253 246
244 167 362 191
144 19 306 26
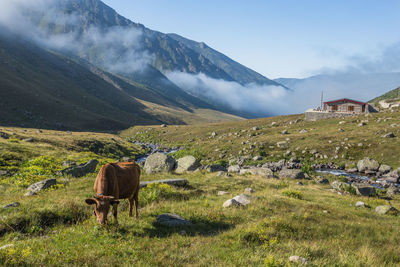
134 189 139 219
112 203 119 224
128 196 134 217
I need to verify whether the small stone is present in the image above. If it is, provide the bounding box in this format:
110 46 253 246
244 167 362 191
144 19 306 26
339 121 346 125
323 210 330 214
375 205 399 215
253 156 262 161
156 213 191 227
297 182 304 186
179 230 187 236
281 130 289 135
316 178 329 184
252 126 259 131
244 188 255 194
381 132 395 138
3 202 20 209
160 124 167 128
299 129 308 133
289 255 308 265
23 138 34 142
0 244 14 250
355 201 365 208
218 191 229 196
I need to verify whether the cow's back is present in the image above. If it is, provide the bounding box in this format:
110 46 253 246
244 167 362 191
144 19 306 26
112 162 140 199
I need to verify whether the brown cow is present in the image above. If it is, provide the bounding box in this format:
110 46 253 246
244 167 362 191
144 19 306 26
85 161 140 224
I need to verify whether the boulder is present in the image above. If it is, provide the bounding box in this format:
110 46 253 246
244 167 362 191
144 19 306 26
352 183 376 196
232 194 251 206
27 179 57 194
144 153 176 174
378 164 391 174
205 164 226 173
61 159 99 177
357 158 380 173
156 213 191 227
279 169 305 179
3 202 20 209
223 198 242 208
375 205 399 215
175 156 201 174
227 165 241 173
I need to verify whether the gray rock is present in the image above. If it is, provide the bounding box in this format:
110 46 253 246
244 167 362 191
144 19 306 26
27 179 57 194
205 164 226 173
240 167 274 177
281 130 289 135
0 132 9 139
279 169 305 179
331 181 345 191
352 183 376 196
299 129 308 133
357 158 380 173
253 156 263 161
297 182 304 186
3 202 20 209
227 165 241 173
316 178 330 184
144 153 176 174
175 156 201 174
276 141 288 148
252 126 259 131
244 188 255 194
289 255 308 265
216 171 228 177
23 138 34 143
218 191 229 196
24 191 37 197
375 205 399 215
355 201 365 207
0 170 8 176
160 124 167 128
381 132 395 138
61 159 99 177
139 179 188 189
61 161 76 168
223 198 242 208
232 194 251 206
156 213 191 227
378 164 391 173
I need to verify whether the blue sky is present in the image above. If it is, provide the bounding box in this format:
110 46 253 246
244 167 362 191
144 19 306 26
102 0 400 79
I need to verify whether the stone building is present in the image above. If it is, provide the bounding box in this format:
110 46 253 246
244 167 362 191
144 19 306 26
305 98 377 121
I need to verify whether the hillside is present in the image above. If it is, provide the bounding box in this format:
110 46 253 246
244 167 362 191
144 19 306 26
0 109 400 265
369 86 400 104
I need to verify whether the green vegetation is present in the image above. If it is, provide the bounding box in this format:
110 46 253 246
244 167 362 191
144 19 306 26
369 86 400 105
1 109 400 265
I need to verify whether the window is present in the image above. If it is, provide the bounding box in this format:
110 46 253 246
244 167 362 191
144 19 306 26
348 106 354 112
331 105 338 111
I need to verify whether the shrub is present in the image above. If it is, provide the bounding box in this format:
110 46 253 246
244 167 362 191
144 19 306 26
171 148 204 161
301 159 314 176
282 190 303 199
140 182 173 204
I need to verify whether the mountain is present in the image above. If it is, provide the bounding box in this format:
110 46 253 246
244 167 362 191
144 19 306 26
24 0 284 113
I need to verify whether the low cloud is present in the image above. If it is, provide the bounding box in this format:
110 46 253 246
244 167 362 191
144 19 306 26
166 72 293 116
0 0 152 74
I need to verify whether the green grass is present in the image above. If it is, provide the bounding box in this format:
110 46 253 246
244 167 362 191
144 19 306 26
1 110 400 265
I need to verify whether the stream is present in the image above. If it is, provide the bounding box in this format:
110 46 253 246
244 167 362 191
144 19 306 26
132 141 181 164
316 169 399 189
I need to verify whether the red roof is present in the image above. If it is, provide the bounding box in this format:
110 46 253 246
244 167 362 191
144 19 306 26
324 98 367 105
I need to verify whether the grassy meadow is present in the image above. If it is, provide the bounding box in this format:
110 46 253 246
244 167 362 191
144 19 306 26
0 109 400 266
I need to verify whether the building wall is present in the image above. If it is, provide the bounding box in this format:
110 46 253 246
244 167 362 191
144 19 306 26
305 111 356 121
326 102 364 113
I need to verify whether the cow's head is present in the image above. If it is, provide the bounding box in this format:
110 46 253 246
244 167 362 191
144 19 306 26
85 196 119 225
